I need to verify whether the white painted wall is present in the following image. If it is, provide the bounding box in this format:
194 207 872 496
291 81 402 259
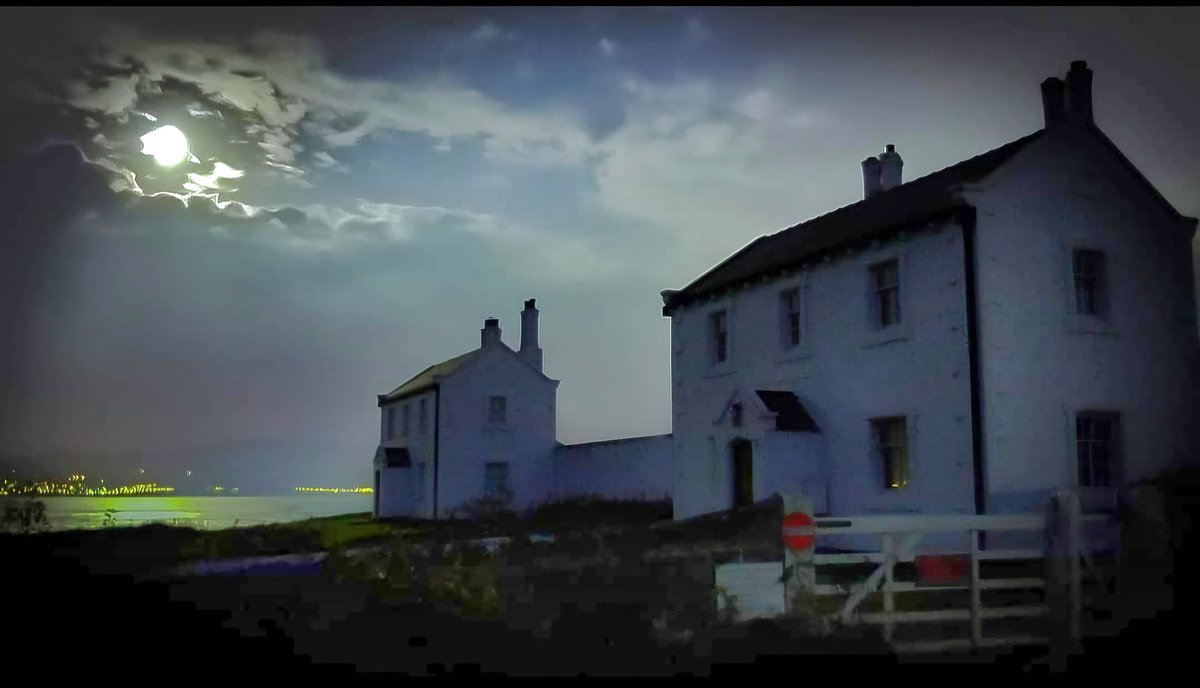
552 434 673 502
669 222 977 522
436 344 559 517
966 126 1200 514
374 388 437 518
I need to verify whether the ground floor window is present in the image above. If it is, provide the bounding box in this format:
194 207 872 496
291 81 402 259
871 416 909 489
484 462 510 497
1076 412 1118 488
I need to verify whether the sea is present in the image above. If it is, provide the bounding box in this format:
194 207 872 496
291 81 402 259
1 494 374 531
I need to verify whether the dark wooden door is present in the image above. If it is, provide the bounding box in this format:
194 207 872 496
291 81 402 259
732 441 754 507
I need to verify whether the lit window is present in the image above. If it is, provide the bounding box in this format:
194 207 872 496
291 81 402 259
780 288 802 348
1076 413 1118 488
484 462 510 497
1073 249 1106 316
872 417 908 489
710 310 729 364
871 260 901 328
489 396 507 425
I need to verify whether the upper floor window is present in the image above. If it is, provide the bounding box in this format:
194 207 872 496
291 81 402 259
385 407 395 439
419 398 428 434
489 396 507 425
403 404 410 435
1072 249 1107 317
1076 412 1118 488
710 310 729 365
484 461 510 497
780 288 802 348
871 416 909 489
870 259 901 328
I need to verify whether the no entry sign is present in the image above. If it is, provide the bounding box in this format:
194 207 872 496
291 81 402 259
782 511 815 551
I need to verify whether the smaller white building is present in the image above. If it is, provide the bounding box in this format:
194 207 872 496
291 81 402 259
373 300 672 519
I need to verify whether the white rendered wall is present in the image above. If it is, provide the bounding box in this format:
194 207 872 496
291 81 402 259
436 345 559 517
966 127 1200 515
374 388 437 518
552 434 674 502
669 222 977 522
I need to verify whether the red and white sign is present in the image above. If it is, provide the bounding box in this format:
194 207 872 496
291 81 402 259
782 511 816 551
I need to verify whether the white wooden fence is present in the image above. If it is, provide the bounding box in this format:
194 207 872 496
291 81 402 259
794 492 1115 653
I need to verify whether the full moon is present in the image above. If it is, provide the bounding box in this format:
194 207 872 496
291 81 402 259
139 125 191 167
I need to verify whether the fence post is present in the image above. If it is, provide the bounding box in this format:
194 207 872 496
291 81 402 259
882 533 895 643
969 528 982 646
1045 490 1082 662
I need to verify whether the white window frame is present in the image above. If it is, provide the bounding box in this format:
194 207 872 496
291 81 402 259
710 309 729 366
871 416 910 491
484 461 510 497
488 396 507 426
862 245 912 347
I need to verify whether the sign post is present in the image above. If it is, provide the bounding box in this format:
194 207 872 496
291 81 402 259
782 494 816 615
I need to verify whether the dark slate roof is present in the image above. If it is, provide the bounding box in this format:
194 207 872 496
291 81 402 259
663 130 1046 314
378 349 479 406
375 446 412 468
756 390 819 432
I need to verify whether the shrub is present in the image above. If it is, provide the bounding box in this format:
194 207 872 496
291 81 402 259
2 499 51 534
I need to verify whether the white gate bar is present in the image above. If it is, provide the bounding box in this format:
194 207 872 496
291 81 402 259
815 513 1045 535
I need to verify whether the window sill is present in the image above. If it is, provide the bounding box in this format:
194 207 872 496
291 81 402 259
702 365 737 379
1066 314 1119 338
863 324 911 348
776 345 813 365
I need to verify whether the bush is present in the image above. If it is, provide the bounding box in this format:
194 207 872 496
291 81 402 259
451 488 517 522
2 499 50 534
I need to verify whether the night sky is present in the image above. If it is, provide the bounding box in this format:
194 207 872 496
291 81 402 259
1 8 1197 491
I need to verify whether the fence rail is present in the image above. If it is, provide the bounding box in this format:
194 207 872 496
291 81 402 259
797 491 1113 653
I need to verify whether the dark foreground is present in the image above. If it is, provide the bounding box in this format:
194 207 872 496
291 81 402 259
3 493 1198 675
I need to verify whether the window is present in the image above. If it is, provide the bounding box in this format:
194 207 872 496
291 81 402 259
419 398 427 434
385 407 395 440
403 404 410 436
1073 249 1106 316
414 463 426 502
780 288 802 348
710 310 729 364
1076 413 1118 488
872 417 909 489
488 396 507 425
870 260 901 328
484 462 510 496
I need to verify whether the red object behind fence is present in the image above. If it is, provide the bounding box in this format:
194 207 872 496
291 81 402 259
914 554 971 586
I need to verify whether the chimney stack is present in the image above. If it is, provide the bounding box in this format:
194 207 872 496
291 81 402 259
878 144 903 191
481 318 501 349
519 298 543 372
1041 77 1066 128
861 156 882 199
1065 60 1093 123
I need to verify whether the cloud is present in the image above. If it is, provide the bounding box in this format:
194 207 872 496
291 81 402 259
591 75 826 275
599 37 619 58
59 24 594 208
467 22 517 44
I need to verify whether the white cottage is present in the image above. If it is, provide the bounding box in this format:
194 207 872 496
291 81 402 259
662 61 1199 522
374 300 672 519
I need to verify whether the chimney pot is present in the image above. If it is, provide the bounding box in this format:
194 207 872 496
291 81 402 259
1041 77 1066 128
1065 60 1093 123
861 156 882 199
481 318 501 348
519 299 543 371
878 144 903 191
